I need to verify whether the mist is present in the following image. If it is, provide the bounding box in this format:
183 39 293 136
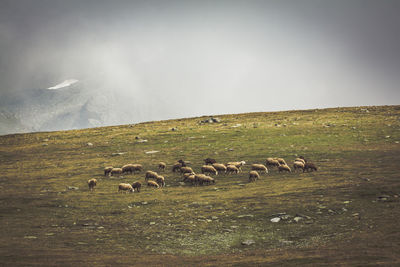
0 0 399 133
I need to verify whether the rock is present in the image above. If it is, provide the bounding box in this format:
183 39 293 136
280 215 291 220
145 150 159 154
238 214 254 218
87 142 93 146
142 202 148 205
149 222 156 225
211 216 218 220
111 152 126 156
293 217 303 223
223 229 233 233
137 139 148 143
42 143 48 146
270 217 281 223
66 186 79 190
24 236 37 239
377 195 390 201
241 240 255 246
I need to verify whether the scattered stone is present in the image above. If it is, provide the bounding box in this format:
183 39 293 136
142 202 148 205
137 139 148 143
270 217 281 223
43 138 49 142
230 225 239 229
238 214 254 218
24 236 37 239
42 143 48 146
280 215 291 221
280 240 294 245
87 142 93 146
377 195 390 201
145 150 159 154
149 222 156 225
45 233 54 236
111 152 126 156
293 217 303 223
223 229 233 233
343 201 351 204
241 240 255 246
211 216 218 220
66 186 79 190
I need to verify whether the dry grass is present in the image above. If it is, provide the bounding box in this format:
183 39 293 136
1 105 400 266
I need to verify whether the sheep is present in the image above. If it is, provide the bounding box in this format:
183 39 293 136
118 183 134 193
204 158 217 165
212 163 227 174
183 173 196 185
294 158 305 164
147 180 159 188
131 164 143 173
226 165 240 174
145 170 158 181
180 166 194 175
110 168 123 177
275 158 287 166
131 181 142 192
251 164 268 174
194 174 207 185
158 162 166 171
249 171 260 182
266 158 280 167
303 162 317 172
293 161 305 172
122 164 135 174
172 163 182 172
104 166 113 176
299 156 308 162
226 161 246 172
156 175 165 187
196 175 215 185
201 165 218 176
278 164 291 173
177 159 189 167
87 178 97 190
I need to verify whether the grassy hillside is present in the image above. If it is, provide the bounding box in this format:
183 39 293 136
1 105 400 266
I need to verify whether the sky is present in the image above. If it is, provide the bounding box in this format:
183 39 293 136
0 0 399 122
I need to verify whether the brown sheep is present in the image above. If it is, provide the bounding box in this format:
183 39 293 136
156 175 165 187
104 166 113 176
201 165 218 176
278 164 291 173
172 163 182 172
251 164 268 174
145 170 158 181
303 162 317 172
177 159 189 167
248 171 260 182
212 163 227 174
226 165 240 174
110 168 123 177
180 166 194 175
88 178 97 190
158 162 166 171
266 158 280 167
131 181 142 192
204 158 217 165
147 180 159 188
293 161 305 172
118 183 134 193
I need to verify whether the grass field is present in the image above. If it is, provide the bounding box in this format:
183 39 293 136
1 105 400 266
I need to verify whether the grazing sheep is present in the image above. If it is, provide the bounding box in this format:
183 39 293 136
110 168 123 177
251 164 268 174
226 161 246 172
145 170 158 181
180 166 194 175
147 180 159 188
156 175 165 187
294 158 306 164
249 171 260 182
275 158 287 166
122 164 135 174
183 173 196 185
196 175 215 185
131 181 142 192
118 183 134 193
278 164 291 173
158 162 166 171
177 159 189 167
293 161 305 172
201 165 218 176
131 164 143 173
87 178 97 190
204 158 217 165
226 165 240 174
303 162 317 172
194 174 207 185
299 156 307 162
266 158 280 167
172 163 182 172
212 163 227 174
104 166 113 176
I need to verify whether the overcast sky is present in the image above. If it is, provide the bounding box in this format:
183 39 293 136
0 0 399 120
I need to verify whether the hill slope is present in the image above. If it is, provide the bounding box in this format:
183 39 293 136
0 105 400 266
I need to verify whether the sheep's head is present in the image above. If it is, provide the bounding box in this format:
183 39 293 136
240 161 246 165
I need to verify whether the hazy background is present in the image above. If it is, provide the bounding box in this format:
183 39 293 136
0 0 399 134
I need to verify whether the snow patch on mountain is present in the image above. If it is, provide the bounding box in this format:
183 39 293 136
47 79 79 90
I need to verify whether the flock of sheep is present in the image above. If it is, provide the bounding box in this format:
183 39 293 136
87 156 317 192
